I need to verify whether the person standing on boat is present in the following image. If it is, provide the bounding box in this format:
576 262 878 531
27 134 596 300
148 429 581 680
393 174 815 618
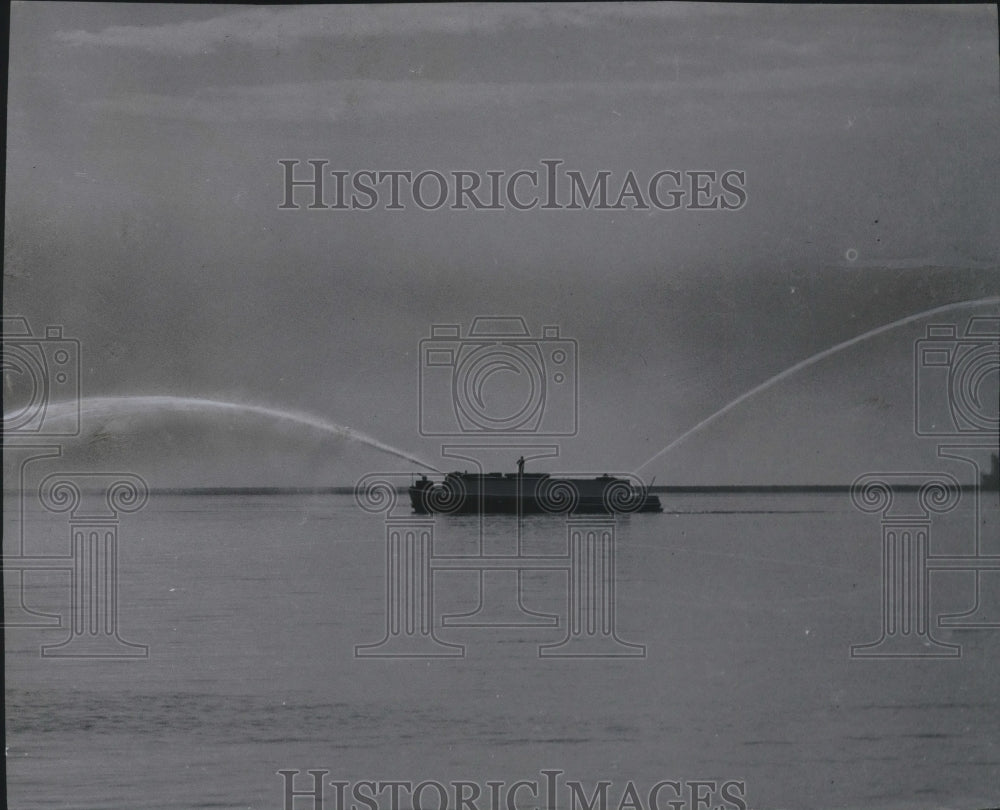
517 456 525 475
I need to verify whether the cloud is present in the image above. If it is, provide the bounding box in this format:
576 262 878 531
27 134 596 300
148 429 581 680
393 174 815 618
82 79 682 124
47 5 995 130
53 2 992 62
76 53 989 128
52 3 735 55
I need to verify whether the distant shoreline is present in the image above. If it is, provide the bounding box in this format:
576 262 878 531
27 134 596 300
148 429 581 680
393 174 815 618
144 483 993 496
4 484 994 497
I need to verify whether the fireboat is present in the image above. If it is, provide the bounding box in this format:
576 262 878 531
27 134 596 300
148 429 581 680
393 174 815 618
409 456 662 515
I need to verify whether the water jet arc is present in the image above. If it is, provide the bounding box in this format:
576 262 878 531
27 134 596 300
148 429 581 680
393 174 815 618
6 395 440 472
635 296 1000 474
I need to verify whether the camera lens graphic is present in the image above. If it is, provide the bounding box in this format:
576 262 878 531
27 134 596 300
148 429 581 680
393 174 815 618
453 344 545 431
1 345 48 430
949 344 1000 432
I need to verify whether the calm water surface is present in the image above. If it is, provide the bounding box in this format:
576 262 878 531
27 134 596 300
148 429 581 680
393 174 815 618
5 492 998 809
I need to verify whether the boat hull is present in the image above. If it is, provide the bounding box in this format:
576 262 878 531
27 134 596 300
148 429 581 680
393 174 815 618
409 473 662 515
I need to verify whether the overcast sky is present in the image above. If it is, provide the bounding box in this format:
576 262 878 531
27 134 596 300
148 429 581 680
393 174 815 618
5 3 998 486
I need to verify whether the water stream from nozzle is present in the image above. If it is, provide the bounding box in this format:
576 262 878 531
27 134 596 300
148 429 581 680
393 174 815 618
6 395 440 472
635 296 1000 474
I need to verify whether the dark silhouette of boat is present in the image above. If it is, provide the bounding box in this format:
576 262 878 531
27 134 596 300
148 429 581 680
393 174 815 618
409 460 661 515
984 453 1000 502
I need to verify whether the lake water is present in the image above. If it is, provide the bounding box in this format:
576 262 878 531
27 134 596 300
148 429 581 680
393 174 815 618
5 491 998 810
